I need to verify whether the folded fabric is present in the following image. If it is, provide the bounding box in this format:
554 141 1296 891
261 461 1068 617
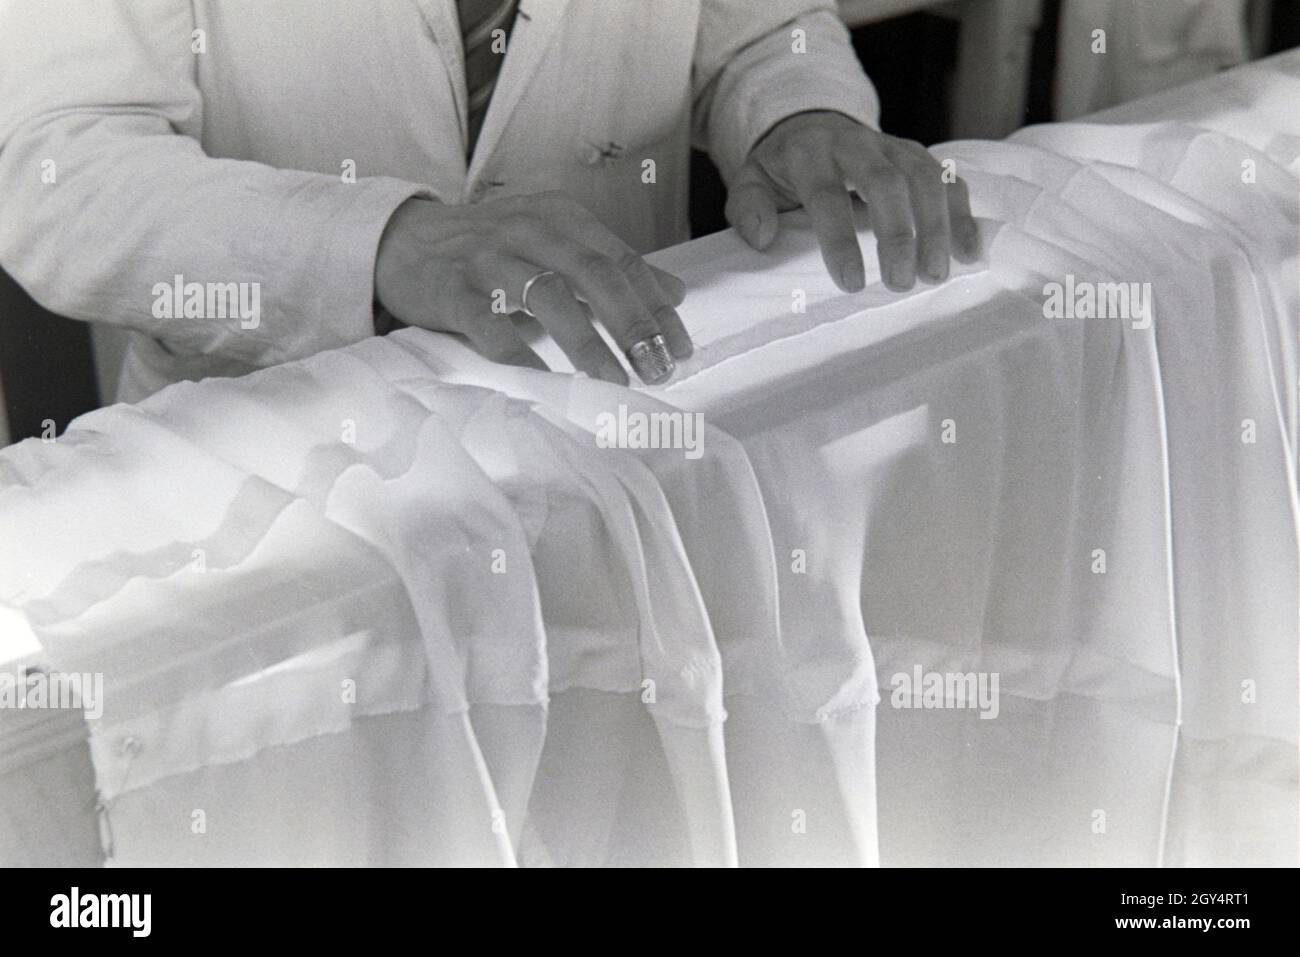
2 57 1297 866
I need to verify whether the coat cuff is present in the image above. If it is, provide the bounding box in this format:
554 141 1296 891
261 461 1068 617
262 177 434 365
705 10 881 184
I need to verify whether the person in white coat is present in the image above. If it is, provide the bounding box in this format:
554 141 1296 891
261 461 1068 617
0 0 978 398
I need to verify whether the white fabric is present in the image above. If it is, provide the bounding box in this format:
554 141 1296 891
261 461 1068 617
0 0 879 404
2 54 1297 867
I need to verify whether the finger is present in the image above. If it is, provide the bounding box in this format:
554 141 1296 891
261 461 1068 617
838 152 916 291
505 232 669 380
547 201 693 359
788 163 864 292
403 266 537 362
946 175 981 263
649 265 687 306
451 255 565 371
616 251 693 358
890 145 951 284
459 311 548 371
524 271 628 385
724 164 781 250
462 253 623 381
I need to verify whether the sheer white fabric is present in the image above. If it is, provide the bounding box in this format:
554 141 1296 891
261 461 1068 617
2 55 1297 867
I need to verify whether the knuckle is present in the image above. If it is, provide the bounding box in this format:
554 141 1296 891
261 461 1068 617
907 163 945 189
810 186 847 208
829 239 860 260
917 217 951 242
877 227 915 248
916 210 949 235
900 141 935 165
871 166 908 191
466 248 497 274
651 304 681 326
732 165 772 194
908 184 948 219
622 318 661 344
444 265 474 293
577 251 617 282
615 250 650 276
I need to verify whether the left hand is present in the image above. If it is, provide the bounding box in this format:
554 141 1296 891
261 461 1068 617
726 111 980 293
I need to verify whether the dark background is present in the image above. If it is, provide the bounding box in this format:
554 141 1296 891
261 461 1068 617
3 0 1298 441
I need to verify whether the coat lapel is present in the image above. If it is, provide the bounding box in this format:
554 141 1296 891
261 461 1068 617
414 0 470 161
468 0 572 179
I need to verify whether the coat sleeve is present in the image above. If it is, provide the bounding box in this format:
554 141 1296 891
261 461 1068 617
691 0 882 183
0 0 431 368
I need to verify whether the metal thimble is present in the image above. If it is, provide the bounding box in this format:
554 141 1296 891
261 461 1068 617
626 334 675 385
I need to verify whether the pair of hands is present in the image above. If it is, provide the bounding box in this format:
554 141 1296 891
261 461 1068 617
374 111 979 385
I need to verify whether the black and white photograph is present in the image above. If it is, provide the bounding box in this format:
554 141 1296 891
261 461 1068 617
0 0 1296 899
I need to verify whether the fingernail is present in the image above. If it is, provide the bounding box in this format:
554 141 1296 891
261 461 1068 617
663 276 688 305
885 263 915 291
839 261 865 292
923 252 949 283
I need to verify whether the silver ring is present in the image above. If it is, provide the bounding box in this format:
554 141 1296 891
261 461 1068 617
520 270 557 318
626 334 675 385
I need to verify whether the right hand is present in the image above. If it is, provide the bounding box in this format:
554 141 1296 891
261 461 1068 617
374 193 692 385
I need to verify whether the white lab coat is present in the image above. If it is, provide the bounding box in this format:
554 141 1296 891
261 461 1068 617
1054 0 1250 120
0 0 879 401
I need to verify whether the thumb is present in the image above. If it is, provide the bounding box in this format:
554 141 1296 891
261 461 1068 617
725 165 781 251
